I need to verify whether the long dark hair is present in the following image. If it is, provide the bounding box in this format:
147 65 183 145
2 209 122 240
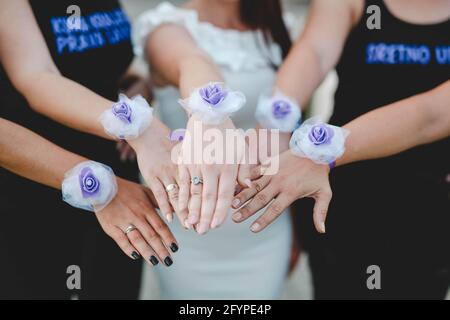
240 0 292 59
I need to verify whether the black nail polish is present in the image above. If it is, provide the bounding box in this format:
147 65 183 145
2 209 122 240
164 256 173 267
131 251 141 260
170 243 179 253
149 255 159 266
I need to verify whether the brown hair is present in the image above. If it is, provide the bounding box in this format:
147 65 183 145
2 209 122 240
240 0 292 60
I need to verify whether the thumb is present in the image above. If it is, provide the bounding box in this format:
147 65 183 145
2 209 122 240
312 188 332 234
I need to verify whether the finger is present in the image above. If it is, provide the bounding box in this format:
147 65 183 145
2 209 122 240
313 188 332 234
160 176 179 223
196 173 218 234
124 227 160 267
138 200 179 253
231 175 271 209
149 178 173 222
250 194 292 233
233 185 278 223
187 169 203 228
177 164 191 228
134 219 174 267
108 227 141 260
211 171 237 230
237 163 256 188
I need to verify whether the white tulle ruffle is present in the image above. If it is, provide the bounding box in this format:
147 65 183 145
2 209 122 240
62 161 118 212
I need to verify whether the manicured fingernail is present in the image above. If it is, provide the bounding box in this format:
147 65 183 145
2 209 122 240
245 179 253 188
131 251 141 260
232 198 241 208
149 255 159 266
166 213 173 223
320 222 326 234
233 212 242 221
164 257 173 267
211 218 221 229
250 223 261 232
197 224 208 235
170 243 179 253
188 215 197 224
184 219 192 230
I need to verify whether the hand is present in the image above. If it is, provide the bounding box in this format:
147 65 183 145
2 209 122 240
232 151 332 234
178 115 245 234
96 178 179 267
128 120 183 224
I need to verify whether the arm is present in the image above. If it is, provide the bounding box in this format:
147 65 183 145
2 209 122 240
275 0 359 107
233 80 450 234
0 118 178 265
0 0 182 226
339 80 450 166
145 24 241 234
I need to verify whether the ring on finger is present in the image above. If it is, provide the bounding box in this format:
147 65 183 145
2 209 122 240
191 176 203 185
165 183 179 193
124 224 138 235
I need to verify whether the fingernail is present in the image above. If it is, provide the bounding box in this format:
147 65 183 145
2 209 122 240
250 223 261 233
210 218 221 229
233 212 242 221
197 224 207 235
320 221 326 234
131 251 141 260
149 255 159 266
245 179 253 188
164 257 173 267
187 215 197 225
184 219 192 230
232 198 241 208
166 213 173 223
170 243 179 253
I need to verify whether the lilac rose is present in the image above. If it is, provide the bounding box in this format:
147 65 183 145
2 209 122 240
272 100 292 119
79 167 100 198
308 124 334 145
112 102 132 124
199 84 228 106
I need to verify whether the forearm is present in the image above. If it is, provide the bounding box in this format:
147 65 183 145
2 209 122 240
0 119 87 189
178 54 224 99
337 81 450 166
275 44 327 108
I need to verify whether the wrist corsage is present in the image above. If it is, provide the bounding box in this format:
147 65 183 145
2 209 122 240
255 90 301 132
99 94 153 140
62 161 118 212
178 82 246 124
289 118 349 168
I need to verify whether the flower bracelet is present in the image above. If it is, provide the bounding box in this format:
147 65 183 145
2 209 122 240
178 82 246 124
62 161 118 212
99 94 154 140
289 118 349 169
255 90 302 133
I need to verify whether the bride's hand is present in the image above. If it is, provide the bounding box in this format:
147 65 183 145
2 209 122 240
95 178 179 267
232 151 332 234
178 115 244 234
128 120 185 225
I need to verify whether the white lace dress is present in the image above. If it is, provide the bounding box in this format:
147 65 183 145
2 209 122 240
134 2 292 299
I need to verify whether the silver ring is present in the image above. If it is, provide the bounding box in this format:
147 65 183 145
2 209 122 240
165 184 178 193
191 176 203 185
124 224 138 235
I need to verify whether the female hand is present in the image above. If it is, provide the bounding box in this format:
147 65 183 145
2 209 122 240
128 120 184 225
232 151 332 234
95 178 179 267
178 115 245 234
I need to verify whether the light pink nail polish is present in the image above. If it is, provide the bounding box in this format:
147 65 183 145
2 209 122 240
250 223 260 232
232 198 241 208
245 179 253 188
233 212 242 221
